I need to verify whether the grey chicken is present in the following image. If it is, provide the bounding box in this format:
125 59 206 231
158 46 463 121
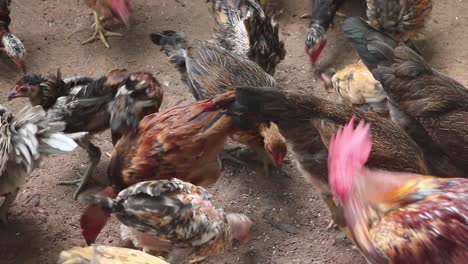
343 17 468 177
0 0 26 72
0 105 78 225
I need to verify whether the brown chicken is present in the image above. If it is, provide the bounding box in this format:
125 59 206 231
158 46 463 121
79 90 264 245
0 0 26 72
58 245 169 264
7 69 163 199
82 0 131 48
0 105 78 225
227 86 432 230
305 0 432 64
151 31 287 176
344 17 468 176
82 179 252 264
320 60 388 115
328 118 468 263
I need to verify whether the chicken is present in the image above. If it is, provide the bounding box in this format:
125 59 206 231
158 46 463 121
0 0 26 72
79 90 263 245
305 0 432 64
227 86 431 230
343 17 468 176
58 245 169 264
328 118 468 264
82 0 131 48
305 0 343 64
210 0 286 75
320 60 388 115
151 31 287 177
0 105 78 225
82 179 252 264
7 69 163 199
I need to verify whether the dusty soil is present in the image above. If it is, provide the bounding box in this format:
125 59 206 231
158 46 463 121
0 0 467 263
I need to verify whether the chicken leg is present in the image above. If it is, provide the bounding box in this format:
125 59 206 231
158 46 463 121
82 11 123 48
0 189 18 226
57 134 101 200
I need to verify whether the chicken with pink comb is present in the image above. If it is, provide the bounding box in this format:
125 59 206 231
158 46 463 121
328 118 468 264
82 0 131 48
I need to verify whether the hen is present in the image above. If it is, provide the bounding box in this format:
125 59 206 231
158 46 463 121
228 86 431 230
0 105 78 225
209 0 286 75
343 17 468 176
305 0 432 64
82 179 252 264
151 31 287 176
79 90 263 245
58 245 169 264
8 69 163 199
328 118 468 264
320 60 388 115
82 0 131 48
0 0 26 72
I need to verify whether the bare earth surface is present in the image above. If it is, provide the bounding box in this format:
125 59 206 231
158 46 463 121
0 0 467 263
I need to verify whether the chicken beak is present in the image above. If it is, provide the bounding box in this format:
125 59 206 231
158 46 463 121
7 89 19 101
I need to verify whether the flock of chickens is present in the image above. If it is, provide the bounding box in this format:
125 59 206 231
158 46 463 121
0 0 467 263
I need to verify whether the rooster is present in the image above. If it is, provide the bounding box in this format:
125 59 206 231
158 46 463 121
343 17 468 177
82 179 252 264
305 0 432 64
8 69 163 199
151 31 287 177
82 0 131 48
0 105 79 225
0 0 26 72
58 245 169 264
79 90 265 245
328 118 468 263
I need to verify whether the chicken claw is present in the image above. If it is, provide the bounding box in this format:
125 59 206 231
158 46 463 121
0 190 18 227
82 12 122 48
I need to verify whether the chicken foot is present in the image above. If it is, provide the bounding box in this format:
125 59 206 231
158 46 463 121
82 11 123 48
0 189 18 226
57 134 101 200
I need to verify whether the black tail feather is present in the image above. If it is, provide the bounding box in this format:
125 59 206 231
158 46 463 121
226 86 287 129
342 17 399 72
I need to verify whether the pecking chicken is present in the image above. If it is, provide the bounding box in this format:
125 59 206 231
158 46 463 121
58 245 169 264
328 118 468 264
79 90 265 245
343 17 468 177
82 0 131 48
81 179 252 264
320 59 388 115
151 31 287 177
227 86 433 230
0 105 78 225
7 69 163 199
0 0 26 73
305 0 432 64
209 0 286 75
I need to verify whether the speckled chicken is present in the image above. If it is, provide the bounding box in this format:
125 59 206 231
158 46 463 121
0 0 26 72
328 119 468 264
344 17 468 176
209 0 286 75
151 31 287 176
227 87 434 230
82 0 131 48
8 69 163 199
320 60 388 115
79 90 263 246
0 105 78 225
305 0 432 64
58 245 169 264
82 179 252 264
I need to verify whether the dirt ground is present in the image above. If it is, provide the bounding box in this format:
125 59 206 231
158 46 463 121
0 0 467 263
